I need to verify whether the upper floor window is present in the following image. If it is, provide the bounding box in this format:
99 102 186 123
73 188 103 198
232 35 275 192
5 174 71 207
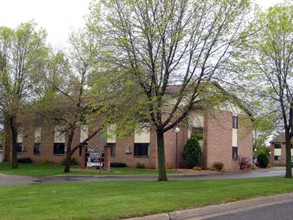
232 116 238 129
274 144 281 149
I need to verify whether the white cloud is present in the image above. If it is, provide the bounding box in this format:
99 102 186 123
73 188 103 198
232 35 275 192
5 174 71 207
0 0 286 47
0 0 91 47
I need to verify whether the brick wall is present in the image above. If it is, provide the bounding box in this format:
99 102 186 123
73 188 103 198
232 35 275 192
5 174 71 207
3 109 253 171
204 110 253 171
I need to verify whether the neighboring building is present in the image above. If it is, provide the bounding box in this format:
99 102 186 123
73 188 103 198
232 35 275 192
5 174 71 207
269 133 292 165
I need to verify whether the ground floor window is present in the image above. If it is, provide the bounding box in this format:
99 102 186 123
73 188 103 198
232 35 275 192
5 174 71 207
232 146 238 160
274 156 281 161
17 143 23 152
54 143 65 155
134 143 149 157
34 143 41 155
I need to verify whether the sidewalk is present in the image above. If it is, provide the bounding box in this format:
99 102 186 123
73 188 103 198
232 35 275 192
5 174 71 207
0 173 39 185
0 167 285 185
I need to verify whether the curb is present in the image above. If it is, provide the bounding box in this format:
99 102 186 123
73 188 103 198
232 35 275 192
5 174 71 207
123 193 293 220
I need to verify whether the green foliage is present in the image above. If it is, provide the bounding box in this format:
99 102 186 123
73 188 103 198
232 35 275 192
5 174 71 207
60 158 78 166
255 146 270 157
257 152 269 168
136 162 146 169
0 21 49 168
212 162 224 171
182 134 202 169
87 0 252 181
42 158 53 165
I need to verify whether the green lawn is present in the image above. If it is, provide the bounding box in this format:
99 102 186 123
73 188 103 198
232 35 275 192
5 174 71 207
0 162 175 176
0 177 293 220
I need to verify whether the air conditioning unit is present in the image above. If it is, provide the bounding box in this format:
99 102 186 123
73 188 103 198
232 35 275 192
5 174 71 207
125 147 132 154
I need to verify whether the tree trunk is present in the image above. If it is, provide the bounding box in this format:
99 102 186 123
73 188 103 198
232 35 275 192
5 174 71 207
64 128 75 173
10 116 18 169
64 151 73 173
285 133 292 178
156 130 168 181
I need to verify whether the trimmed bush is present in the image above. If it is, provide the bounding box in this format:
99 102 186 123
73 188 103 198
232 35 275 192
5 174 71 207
60 158 78 165
257 152 269 168
110 162 127 167
17 157 33 163
136 162 146 169
42 158 53 164
212 162 224 171
193 166 202 171
182 133 202 168
238 155 250 170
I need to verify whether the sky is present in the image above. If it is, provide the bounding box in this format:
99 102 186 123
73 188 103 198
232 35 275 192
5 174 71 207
0 0 285 48
0 0 91 48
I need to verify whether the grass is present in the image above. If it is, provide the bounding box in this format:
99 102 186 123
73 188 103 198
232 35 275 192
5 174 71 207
0 162 175 176
0 177 293 219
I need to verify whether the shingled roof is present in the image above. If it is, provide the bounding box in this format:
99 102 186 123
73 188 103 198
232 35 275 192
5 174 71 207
270 133 285 144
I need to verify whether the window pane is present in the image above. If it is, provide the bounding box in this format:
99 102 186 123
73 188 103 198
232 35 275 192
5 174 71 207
54 143 65 154
16 143 23 153
34 143 41 155
232 146 238 160
134 143 149 156
107 143 116 157
232 116 238 129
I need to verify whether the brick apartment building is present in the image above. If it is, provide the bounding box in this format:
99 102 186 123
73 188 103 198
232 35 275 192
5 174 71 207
269 133 293 165
2 100 253 171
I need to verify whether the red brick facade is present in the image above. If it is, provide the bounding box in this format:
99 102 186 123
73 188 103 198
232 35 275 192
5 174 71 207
269 133 288 165
3 108 253 171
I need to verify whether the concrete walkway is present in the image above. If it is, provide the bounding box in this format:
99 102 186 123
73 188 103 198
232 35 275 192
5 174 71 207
0 167 286 185
0 173 39 185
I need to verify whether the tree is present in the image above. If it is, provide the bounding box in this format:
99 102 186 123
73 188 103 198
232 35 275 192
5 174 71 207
35 31 104 173
87 0 253 181
240 2 293 178
0 22 48 168
182 133 202 168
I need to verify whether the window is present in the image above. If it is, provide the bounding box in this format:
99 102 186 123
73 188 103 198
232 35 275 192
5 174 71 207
274 144 281 149
107 143 116 157
232 116 238 129
232 146 238 160
54 143 65 155
134 143 149 157
274 156 281 161
17 143 23 153
34 143 41 155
